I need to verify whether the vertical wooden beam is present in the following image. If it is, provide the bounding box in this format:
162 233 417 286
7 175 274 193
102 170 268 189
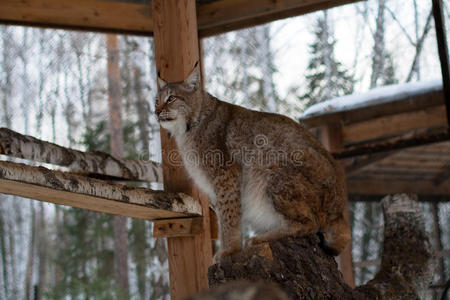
151 1 212 299
432 0 450 127
320 123 355 288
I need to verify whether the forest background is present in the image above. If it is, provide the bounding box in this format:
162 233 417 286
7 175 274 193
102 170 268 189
0 0 449 299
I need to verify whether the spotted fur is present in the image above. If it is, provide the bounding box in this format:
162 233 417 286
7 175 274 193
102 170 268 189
155 64 350 262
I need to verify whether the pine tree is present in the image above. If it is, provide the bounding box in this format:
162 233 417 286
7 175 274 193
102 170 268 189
300 11 354 107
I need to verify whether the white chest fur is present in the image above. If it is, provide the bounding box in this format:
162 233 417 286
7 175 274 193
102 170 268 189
241 170 284 233
174 135 217 203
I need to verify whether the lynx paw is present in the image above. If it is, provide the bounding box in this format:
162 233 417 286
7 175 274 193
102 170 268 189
244 237 265 248
213 247 241 264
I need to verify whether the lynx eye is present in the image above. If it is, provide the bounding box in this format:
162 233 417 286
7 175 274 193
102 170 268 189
166 95 177 104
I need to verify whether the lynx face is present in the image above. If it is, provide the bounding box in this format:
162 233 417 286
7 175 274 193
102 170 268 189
155 64 201 135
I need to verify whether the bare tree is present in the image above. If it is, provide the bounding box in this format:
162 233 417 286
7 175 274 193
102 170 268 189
106 34 130 299
1 27 13 128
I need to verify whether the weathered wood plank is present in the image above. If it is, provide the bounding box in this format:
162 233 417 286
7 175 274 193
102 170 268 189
301 88 444 128
342 105 447 144
152 0 212 299
0 128 163 182
0 0 362 38
320 123 355 288
153 217 203 238
0 160 201 218
197 0 362 37
0 0 153 35
347 178 450 196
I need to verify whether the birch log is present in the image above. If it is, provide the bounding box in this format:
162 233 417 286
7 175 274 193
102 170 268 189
208 194 434 299
0 128 163 182
0 160 201 219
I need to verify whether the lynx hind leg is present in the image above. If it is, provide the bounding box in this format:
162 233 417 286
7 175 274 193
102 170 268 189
245 218 319 248
321 215 351 256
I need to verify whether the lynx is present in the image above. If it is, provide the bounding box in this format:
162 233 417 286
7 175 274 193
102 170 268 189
155 63 350 262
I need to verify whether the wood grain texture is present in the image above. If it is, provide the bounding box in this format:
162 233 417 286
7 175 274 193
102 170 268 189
342 105 447 143
320 124 355 288
347 178 450 195
0 160 202 218
0 128 163 182
0 0 153 35
353 194 434 299
197 0 363 37
153 217 203 238
152 0 212 299
0 0 362 37
301 90 444 129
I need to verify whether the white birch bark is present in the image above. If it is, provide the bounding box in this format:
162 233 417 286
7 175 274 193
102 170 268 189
0 128 163 183
0 160 201 216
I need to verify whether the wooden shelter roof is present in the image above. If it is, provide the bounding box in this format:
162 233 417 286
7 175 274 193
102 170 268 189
0 0 362 37
301 80 449 201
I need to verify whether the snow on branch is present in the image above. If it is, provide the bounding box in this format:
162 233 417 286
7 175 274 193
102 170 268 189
0 160 201 218
0 128 163 182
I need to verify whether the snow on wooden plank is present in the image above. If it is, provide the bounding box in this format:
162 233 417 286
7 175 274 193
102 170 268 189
302 80 443 119
0 160 202 219
0 128 163 182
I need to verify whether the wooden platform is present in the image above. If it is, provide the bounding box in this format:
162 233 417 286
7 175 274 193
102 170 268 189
0 0 362 37
0 160 202 219
301 82 449 201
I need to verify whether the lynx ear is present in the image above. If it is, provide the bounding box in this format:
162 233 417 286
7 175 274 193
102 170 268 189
184 61 200 91
157 71 168 89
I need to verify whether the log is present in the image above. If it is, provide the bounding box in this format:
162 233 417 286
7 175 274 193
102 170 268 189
0 128 163 182
208 194 434 299
353 194 435 299
0 160 201 219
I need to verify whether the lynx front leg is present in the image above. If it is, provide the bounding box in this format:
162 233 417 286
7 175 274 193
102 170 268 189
212 167 242 263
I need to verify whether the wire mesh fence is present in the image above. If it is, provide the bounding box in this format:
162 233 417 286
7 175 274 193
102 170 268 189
0 0 449 299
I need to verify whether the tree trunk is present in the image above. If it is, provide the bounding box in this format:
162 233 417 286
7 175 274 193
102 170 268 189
0 199 8 298
36 202 48 300
106 34 130 299
1 27 13 128
208 194 434 299
24 202 36 300
370 0 386 89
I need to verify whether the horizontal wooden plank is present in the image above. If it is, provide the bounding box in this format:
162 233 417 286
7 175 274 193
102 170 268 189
342 105 447 144
153 217 203 238
197 0 362 37
349 194 450 203
347 178 450 196
302 88 444 128
0 0 362 37
0 128 163 182
0 160 202 219
0 0 154 36
0 179 187 220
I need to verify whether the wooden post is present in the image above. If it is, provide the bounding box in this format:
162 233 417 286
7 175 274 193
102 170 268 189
151 1 213 299
320 123 355 288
